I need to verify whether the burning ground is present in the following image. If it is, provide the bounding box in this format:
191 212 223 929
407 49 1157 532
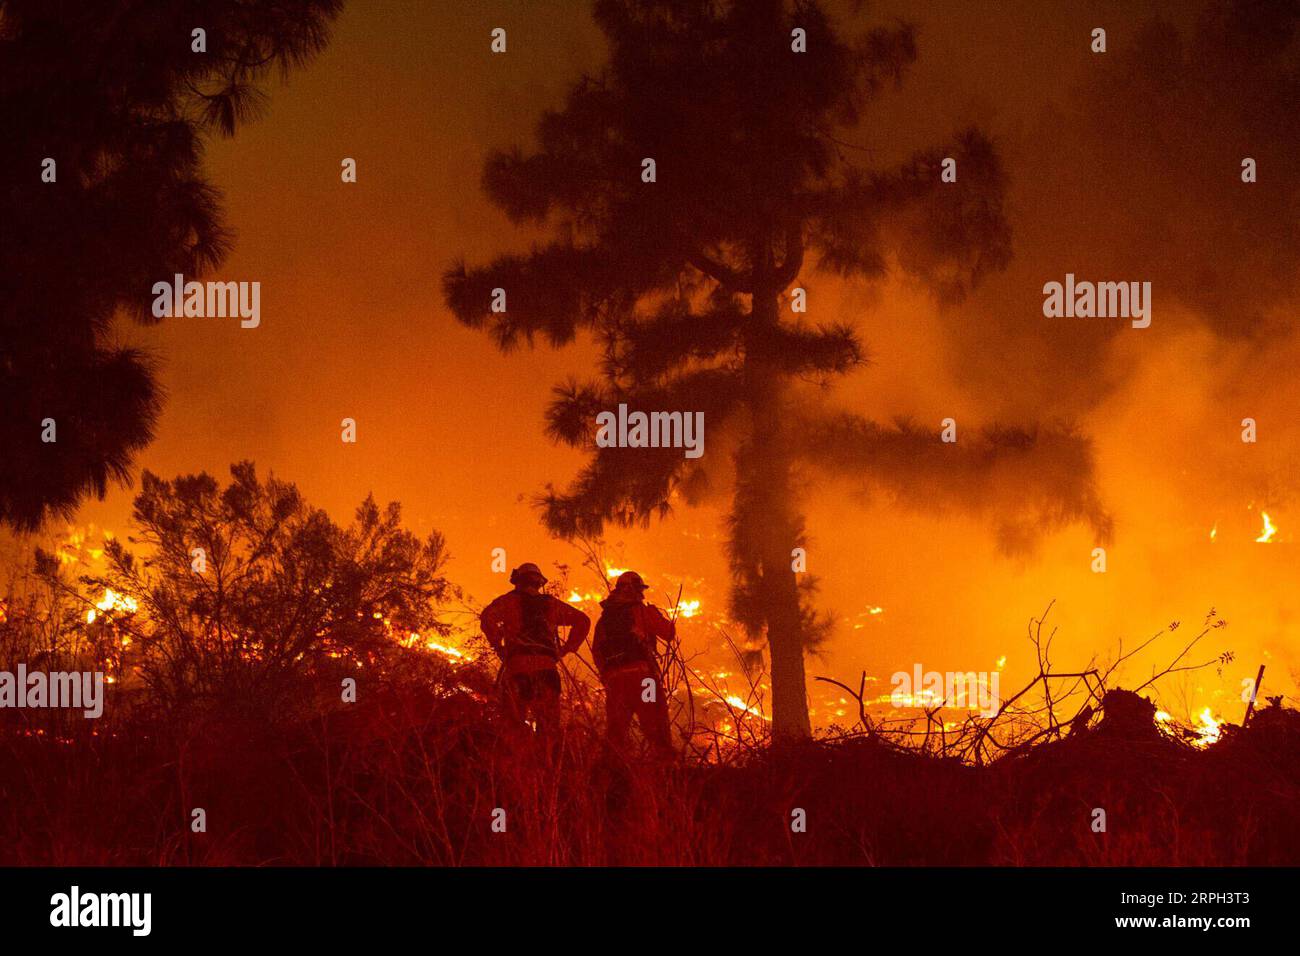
1 511 1296 866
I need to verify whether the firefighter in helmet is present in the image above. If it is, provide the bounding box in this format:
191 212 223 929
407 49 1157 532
591 571 675 757
480 562 590 733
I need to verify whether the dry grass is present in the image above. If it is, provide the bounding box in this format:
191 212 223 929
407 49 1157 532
3 658 1297 866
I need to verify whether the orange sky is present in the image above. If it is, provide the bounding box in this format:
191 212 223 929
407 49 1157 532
66 0 1299 725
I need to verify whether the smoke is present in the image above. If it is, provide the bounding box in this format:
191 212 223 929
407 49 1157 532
942 0 1300 416
795 0 1300 714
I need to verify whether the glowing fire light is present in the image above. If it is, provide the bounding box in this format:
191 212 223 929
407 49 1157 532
57 528 108 566
722 694 768 721
1193 707 1223 747
401 631 473 662
1256 512 1277 543
94 589 138 615
1209 524 1217 542
605 566 629 578
883 689 948 709
425 640 469 660
852 606 885 629
676 599 701 618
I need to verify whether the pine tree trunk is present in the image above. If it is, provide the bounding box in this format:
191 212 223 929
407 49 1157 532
741 286 812 740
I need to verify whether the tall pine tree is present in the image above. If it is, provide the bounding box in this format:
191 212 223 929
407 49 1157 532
0 0 342 531
445 0 1108 738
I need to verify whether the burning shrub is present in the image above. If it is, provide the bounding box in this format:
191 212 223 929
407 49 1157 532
82 461 460 721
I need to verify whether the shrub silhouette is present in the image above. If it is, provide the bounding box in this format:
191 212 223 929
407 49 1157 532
83 461 459 721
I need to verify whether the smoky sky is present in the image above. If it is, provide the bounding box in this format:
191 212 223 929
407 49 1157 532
926 0 1300 416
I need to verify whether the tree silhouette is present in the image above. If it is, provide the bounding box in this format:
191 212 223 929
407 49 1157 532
445 0 1109 738
0 0 342 531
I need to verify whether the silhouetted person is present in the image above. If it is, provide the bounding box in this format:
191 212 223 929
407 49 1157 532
480 563 590 735
592 571 675 758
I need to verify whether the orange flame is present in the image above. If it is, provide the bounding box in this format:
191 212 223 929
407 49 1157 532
94 589 138 615
1192 707 1223 746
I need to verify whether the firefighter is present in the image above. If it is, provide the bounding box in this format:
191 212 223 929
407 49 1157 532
592 570 676 758
480 562 590 734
